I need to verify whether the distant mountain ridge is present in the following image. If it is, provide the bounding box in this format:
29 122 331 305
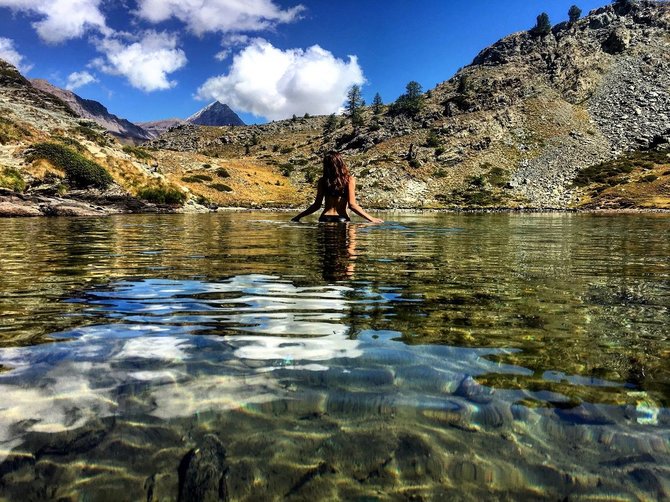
136 119 186 138
187 101 245 126
30 79 152 144
138 101 245 137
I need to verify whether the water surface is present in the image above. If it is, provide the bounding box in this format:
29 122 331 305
0 212 668 500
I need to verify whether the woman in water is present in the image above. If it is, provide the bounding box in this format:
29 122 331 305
291 151 383 224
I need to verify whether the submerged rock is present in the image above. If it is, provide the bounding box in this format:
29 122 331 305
177 434 229 502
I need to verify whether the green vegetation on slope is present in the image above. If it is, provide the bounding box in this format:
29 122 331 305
136 185 186 205
0 167 26 192
27 143 113 189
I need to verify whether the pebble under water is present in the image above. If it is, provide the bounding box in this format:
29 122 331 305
0 212 668 500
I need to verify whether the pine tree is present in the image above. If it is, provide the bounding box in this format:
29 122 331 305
372 93 383 114
390 81 424 117
346 84 365 129
533 13 552 36
568 5 582 23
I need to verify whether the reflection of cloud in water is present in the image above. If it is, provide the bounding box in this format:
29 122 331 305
147 372 286 420
230 333 363 363
84 275 351 337
0 274 640 463
114 336 190 361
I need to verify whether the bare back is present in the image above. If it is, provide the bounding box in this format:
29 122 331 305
320 177 350 219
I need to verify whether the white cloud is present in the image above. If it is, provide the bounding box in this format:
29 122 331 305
197 40 365 121
93 31 187 92
65 70 97 90
0 37 32 72
214 49 231 61
135 0 304 35
0 0 109 43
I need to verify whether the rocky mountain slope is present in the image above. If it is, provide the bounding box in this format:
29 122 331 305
137 118 185 138
1 1 669 215
30 79 152 144
148 0 670 210
0 58 299 216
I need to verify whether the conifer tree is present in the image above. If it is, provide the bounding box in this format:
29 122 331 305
390 81 424 117
346 84 365 129
533 13 552 36
372 93 384 114
568 5 582 23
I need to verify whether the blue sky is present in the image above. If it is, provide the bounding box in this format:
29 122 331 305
0 0 607 124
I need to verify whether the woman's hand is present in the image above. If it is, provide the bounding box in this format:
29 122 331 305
369 217 384 224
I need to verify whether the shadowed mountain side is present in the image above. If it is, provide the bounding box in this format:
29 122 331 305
30 79 152 145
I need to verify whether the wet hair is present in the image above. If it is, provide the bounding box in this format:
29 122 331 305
322 151 350 196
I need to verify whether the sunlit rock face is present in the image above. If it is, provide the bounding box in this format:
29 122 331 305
186 101 245 127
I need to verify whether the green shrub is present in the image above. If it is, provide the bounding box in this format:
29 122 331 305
123 145 154 161
215 168 230 178
640 175 658 183
51 135 85 152
202 163 212 169
280 146 294 155
485 167 508 187
425 130 441 148
279 163 295 176
574 149 668 187
182 174 213 183
433 168 448 178
0 167 26 192
137 185 186 205
74 125 107 146
27 143 113 189
434 147 445 157
210 183 232 192
408 159 421 169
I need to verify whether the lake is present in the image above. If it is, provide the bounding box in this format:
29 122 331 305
0 212 668 500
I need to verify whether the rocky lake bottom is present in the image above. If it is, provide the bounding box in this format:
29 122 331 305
0 212 668 500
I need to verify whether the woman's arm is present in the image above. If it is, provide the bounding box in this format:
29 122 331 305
291 178 325 222
347 177 383 223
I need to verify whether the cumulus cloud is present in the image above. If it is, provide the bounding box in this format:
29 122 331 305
0 37 32 72
65 70 98 90
215 34 252 61
135 0 304 35
0 0 109 43
92 31 187 92
197 40 365 120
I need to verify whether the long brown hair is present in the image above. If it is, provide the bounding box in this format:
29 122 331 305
322 151 350 195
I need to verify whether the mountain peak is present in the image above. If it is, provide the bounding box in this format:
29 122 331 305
187 101 245 126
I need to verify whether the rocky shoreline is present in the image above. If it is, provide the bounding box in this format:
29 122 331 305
3 189 668 218
0 189 207 218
